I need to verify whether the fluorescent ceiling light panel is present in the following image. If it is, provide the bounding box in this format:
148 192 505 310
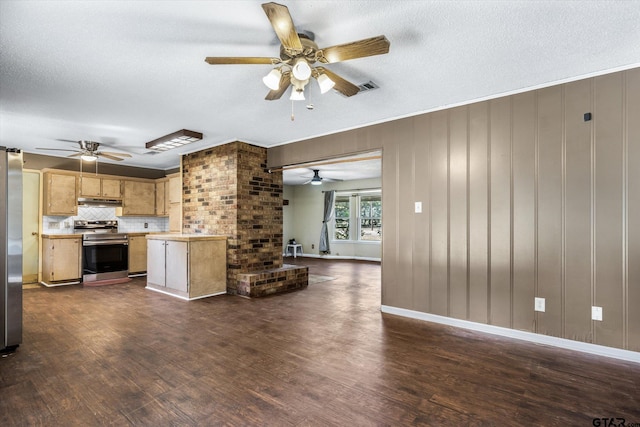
146 129 203 152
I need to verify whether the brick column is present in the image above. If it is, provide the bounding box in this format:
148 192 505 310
182 141 283 294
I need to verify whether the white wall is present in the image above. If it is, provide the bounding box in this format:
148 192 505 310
284 178 382 260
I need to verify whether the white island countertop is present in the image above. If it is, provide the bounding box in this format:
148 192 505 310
145 233 227 242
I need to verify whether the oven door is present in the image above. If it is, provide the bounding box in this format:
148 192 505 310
82 240 129 282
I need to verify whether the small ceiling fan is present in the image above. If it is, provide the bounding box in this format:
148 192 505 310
204 2 390 101
303 169 342 186
36 140 132 161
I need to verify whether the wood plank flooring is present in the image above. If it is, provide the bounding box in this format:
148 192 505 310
2 258 639 426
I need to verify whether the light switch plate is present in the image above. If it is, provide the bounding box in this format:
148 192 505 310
415 201 422 213
592 306 603 321
534 297 545 312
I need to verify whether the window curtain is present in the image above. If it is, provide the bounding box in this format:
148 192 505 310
319 190 335 254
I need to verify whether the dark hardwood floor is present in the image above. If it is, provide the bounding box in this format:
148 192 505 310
2 258 639 426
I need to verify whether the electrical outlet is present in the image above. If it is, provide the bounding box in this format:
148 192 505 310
144 222 148 229
534 297 545 312
592 306 603 321
415 201 422 213
311 243 314 249
48 221 60 229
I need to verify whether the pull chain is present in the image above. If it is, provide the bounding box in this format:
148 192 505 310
291 100 295 121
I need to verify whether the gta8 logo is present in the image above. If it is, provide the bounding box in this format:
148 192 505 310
592 418 626 427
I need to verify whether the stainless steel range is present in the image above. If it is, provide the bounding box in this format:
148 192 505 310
74 220 128 282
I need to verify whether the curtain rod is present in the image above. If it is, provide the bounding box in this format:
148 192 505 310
269 155 381 173
322 187 381 193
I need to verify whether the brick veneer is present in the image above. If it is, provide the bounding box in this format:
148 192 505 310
182 141 284 294
237 264 308 298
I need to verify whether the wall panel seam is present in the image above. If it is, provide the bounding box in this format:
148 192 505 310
510 96 514 329
561 85 567 339
446 111 451 317
590 77 597 343
466 106 471 320
534 91 540 334
428 118 434 314
622 71 629 349
487 102 493 324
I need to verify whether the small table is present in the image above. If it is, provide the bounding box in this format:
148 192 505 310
286 244 303 258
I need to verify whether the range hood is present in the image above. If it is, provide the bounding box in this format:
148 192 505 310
77 197 122 207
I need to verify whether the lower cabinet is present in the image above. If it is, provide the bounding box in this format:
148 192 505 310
128 234 148 275
41 236 82 285
146 234 226 300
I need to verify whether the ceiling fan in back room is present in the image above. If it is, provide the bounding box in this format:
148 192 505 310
204 2 390 116
303 169 342 186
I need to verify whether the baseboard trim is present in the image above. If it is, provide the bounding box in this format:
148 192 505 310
380 305 640 364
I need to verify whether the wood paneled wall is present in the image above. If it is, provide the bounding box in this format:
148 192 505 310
267 68 640 351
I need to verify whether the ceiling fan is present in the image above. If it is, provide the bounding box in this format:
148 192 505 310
204 2 390 101
303 169 342 186
36 140 132 161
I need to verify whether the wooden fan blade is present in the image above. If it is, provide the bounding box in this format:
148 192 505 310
265 73 291 101
67 152 83 158
315 67 360 97
205 57 278 65
98 153 125 161
100 151 132 158
35 148 79 152
318 35 390 64
262 2 303 53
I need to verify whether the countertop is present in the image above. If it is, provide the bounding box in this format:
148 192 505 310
145 233 227 242
41 233 83 239
42 231 153 238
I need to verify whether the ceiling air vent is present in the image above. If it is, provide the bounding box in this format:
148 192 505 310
358 81 379 92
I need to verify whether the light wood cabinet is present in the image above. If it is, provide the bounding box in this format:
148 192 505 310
169 174 181 204
41 236 82 285
155 179 170 216
167 173 181 231
80 176 122 199
119 180 155 216
43 172 77 216
146 234 227 300
128 234 148 274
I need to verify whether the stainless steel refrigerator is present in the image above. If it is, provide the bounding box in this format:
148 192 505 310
1 147 22 353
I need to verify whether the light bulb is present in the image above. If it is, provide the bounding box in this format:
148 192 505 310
317 73 335 94
81 154 98 161
290 88 305 101
262 68 282 90
291 59 311 81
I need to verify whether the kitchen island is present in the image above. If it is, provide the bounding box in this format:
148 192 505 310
145 234 227 300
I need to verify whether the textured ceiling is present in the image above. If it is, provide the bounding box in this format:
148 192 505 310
1 1 639 183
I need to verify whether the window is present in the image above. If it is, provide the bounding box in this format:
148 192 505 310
332 191 381 242
334 195 350 240
359 195 382 241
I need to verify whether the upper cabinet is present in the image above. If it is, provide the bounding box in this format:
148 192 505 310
119 180 156 216
155 178 170 217
79 176 122 199
43 171 77 216
168 173 181 232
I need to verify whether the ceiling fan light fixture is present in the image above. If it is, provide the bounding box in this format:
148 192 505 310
146 129 203 152
262 68 282 90
81 153 98 162
290 88 305 101
291 58 312 81
317 73 336 94
310 177 322 185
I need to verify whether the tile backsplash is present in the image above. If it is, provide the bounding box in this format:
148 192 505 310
43 206 169 234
